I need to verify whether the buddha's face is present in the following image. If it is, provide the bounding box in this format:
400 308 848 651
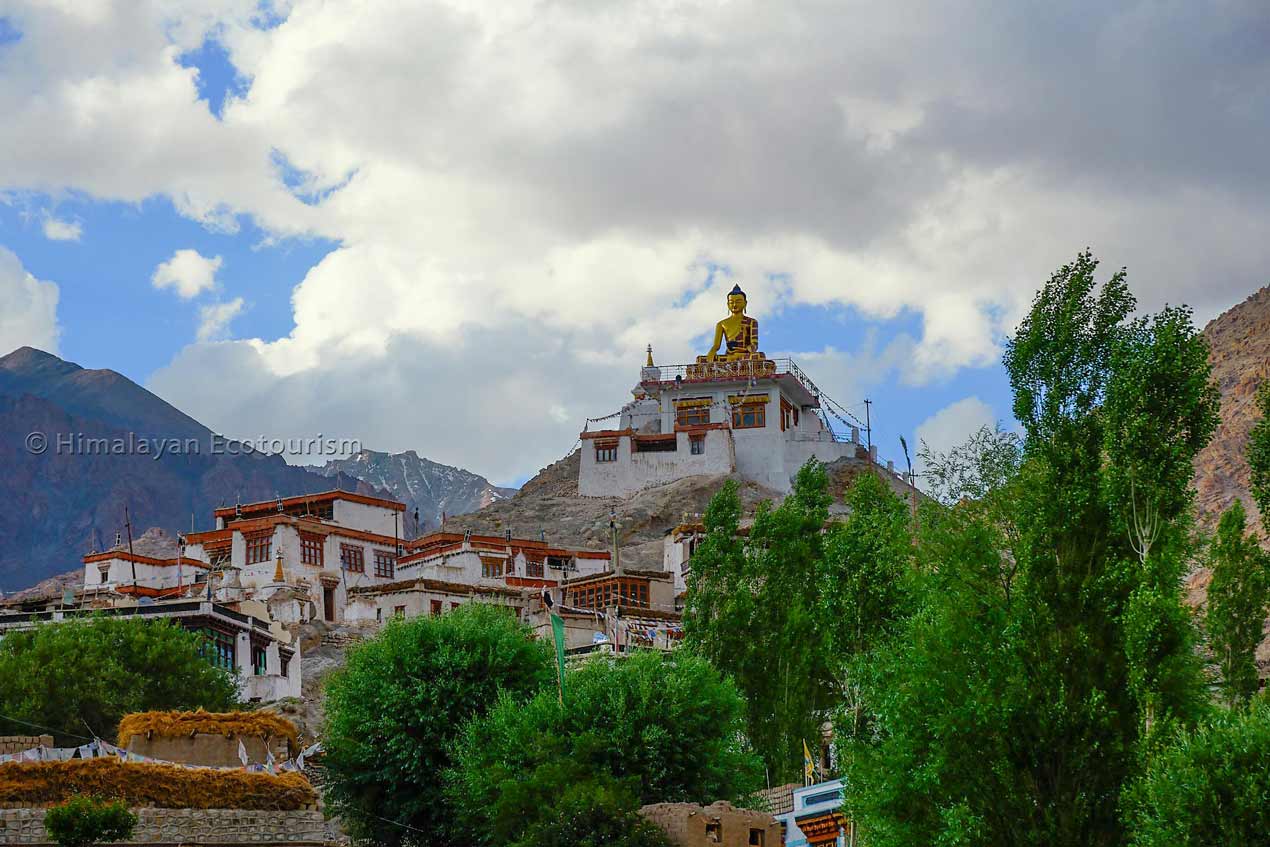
727 293 746 315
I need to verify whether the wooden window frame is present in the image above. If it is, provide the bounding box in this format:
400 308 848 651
245 532 272 565
675 405 711 427
430 599 443 616
595 443 618 463
481 556 504 579
690 434 706 455
373 550 396 579
525 557 544 578
732 402 766 429
300 533 324 566
340 543 365 573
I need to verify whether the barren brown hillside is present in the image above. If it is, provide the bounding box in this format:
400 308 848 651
1193 285 1270 541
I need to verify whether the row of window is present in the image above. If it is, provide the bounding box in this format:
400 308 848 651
596 433 709 462
569 579 651 610
246 530 396 578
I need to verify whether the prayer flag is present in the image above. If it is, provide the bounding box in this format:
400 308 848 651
803 739 815 786
238 739 249 767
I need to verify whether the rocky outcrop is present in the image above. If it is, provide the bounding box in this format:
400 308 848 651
1193 285 1270 540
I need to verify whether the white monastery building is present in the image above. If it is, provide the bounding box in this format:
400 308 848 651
579 284 890 497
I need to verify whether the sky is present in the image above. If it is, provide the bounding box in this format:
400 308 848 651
1 1 1267 488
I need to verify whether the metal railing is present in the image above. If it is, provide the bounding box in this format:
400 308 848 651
643 357 824 396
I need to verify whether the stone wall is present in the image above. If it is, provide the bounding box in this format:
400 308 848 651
0 808 328 845
0 739 51 756
640 801 781 847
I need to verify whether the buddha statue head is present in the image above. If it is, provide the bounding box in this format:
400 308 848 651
727 284 747 316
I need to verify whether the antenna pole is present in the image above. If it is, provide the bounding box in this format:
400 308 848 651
864 399 873 453
124 507 136 589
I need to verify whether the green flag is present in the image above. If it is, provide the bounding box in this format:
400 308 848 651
550 611 567 703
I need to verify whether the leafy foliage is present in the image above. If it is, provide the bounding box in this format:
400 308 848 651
1205 500 1270 705
1249 381 1270 535
919 423 1022 506
1125 703 1270 846
321 604 553 846
0 616 237 744
43 796 137 847
840 252 1214 847
505 780 671 847
449 651 761 846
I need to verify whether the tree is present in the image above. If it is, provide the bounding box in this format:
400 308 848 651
1205 500 1270 705
683 464 835 781
44 796 137 847
0 616 237 744
506 781 672 847
919 423 1022 507
841 252 1214 847
1125 703 1270 846
1249 382 1270 535
449 651 762 847
321 604 553 846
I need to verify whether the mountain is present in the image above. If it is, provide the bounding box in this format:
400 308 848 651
1193 286 1270 541
317 449 516 535
0 347 376 592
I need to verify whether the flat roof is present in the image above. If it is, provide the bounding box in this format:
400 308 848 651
213 489 406 519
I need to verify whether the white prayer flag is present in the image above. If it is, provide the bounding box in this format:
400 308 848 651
238 739 249 767
265 749 276 775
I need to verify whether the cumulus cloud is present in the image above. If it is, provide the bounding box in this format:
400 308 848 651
196 297 244 341
151 248 222 299
41 215 81 241
914 396 998 466
0 246 60 355
4 1 1270 479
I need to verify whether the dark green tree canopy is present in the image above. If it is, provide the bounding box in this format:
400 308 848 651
321 603 554 847
1204 500 1270 705
449 650 761 847
0 616 238 744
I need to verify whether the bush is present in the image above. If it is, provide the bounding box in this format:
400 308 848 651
321 603 554 846
43 796 137 847
509 780 671 847
450 651 762 846
0 616 238 744
1126 704 1270 845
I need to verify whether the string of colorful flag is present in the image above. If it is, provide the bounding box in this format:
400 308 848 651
0 738 322 775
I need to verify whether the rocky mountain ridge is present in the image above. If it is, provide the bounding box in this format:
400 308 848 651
317 449 515 534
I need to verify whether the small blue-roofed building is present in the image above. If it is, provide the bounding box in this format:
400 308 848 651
775 779 849 847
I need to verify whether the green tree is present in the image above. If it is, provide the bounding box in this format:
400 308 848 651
1125 703 1270 846
683 464 835 781
1249 382 1270 535
321 604 553 846
0 616 237 744
507 781 672 847
918 423 1022 507
449 651 761 846
43 797 137 847
841 252 1214 847
1205 500 1270 705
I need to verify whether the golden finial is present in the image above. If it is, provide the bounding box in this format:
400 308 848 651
646 344 654 367
274 550 285 583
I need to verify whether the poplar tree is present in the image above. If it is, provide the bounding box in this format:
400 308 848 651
1205 500 1270 705
1249 382 1270 535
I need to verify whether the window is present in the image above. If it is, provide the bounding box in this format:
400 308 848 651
252 644 268 676
430 599 443 616
675 403 710 427
481 556 504 579
393 605 406 618
245 532 272 565
633 437 677 453
732 402 766 429
749 829 765 846
376 608 383 622
595 444 618 463
199 628 236 671
300 533 323 566
525 557 544 578
374 550 396 578
340 544 365 573
451 601 461 610
690 435 705 455
706 822 722 842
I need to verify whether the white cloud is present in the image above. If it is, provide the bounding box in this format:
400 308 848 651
5 1 1270 479
196 297 244 342
41 215 81 241
914 396 998 467
151 249 222 299
0 246 60 355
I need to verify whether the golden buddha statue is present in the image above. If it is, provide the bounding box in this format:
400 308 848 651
701 284 761 362
689 284 773 378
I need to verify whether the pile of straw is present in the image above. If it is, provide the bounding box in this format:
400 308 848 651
117 710 299 748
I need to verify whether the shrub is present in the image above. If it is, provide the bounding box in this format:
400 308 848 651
43 796 137 847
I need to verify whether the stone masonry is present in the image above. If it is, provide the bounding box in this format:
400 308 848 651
640 801 781 847
0 808 327 846
0 739 52 756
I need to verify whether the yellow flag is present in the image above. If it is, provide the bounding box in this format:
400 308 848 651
803 739 815 785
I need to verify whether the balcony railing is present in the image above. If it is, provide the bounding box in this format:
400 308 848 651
643 357 823 396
